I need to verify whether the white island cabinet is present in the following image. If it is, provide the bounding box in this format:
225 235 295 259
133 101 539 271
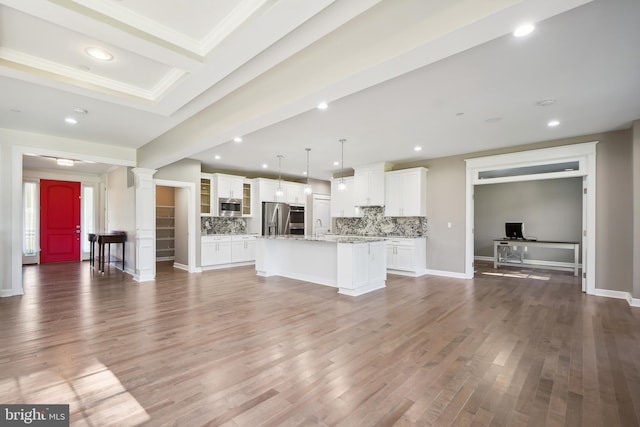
255 236 386 296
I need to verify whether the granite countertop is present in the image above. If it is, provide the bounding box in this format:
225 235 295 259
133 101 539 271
202 232 259 236
257 235 386 244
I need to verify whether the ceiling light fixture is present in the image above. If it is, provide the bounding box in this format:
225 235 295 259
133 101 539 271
56 158 74 167
65 117 77 125
547 119 560 127
304 148 312 195
276 155 284 197
317 102 328 110
85 47 114 61
414 146 422 152
536 98 556 107
262 163 268 169
513 23 535 38
233 136 242 143
333 161 339 166
214 154 221 160
338 139 347 191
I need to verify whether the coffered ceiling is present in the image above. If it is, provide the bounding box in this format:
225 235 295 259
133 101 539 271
3 0 640 180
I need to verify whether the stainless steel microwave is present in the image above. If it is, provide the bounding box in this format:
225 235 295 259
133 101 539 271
219 198 241 217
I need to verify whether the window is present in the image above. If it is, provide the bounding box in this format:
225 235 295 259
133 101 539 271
82 186 95 253
23 182 37 256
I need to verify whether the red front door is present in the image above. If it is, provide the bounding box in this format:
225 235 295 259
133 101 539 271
40 179 81 263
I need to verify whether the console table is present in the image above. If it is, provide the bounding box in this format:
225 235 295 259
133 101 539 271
493 239 580 276
88 232 126 273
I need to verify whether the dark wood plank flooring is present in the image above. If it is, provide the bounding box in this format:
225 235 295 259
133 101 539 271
0 261 638 426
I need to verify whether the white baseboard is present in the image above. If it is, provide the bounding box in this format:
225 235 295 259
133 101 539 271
201 261 255 271
387 268 427 277
425 269 468 279
0 288 24 297
172 262 189 271
592 289 640 307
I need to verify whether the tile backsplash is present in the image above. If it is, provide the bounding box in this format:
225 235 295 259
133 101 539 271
335 206 428 237
201 217 247 235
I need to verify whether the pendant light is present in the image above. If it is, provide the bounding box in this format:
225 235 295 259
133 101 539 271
304 148 312 195
276 155 284 197
338 139 347 191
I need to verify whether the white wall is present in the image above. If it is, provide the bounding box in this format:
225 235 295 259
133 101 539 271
106 167 136 274
175 187 189 265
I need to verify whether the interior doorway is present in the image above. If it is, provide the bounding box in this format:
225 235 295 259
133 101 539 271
465 142 597 294
154 179 197 272
40 179 81 263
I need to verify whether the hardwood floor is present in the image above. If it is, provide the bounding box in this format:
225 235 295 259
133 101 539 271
1 261 639 426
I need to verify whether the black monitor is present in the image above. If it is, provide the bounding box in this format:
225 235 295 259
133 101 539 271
505 222 524 239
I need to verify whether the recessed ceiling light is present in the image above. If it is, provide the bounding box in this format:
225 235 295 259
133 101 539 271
317 102 328 110
547 119 560 127
73 107 88 114
414 146 422 152
536 98 556 107
333 161 339 166
303 171 307 175
513 23 535 38
56 158 74 167
233 136 242 143
262 163 268 169
456 112 464 116
65 117 77 125
214 155 221 160
85 47 113 61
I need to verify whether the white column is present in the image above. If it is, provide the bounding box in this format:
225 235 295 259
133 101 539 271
132 168 157 282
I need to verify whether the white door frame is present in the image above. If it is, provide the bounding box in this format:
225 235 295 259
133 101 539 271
465 141 597 294
154 179 197 273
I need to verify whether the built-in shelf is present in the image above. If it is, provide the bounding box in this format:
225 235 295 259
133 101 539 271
156 205 175 261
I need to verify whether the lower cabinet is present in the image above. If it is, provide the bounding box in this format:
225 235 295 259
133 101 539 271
201 235 256 268
337 240 387 296
386 238 427 276
231 236 256 263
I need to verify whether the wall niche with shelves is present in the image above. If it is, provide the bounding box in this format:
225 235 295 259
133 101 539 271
156 186 175 261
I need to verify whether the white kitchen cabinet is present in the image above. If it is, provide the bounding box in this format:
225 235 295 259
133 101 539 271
386 238 427 276
337 240 387 295
384 168 427 217
213 173 244 199
201 236 232 266
354 163 390 206
331 177 361 218
200 174 213 216
286 182 306 205
255 178 286 203
231 235 256 263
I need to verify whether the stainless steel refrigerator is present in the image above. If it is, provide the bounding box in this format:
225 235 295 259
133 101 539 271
262 202 290 236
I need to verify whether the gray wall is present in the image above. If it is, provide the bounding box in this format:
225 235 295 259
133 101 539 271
474 178 583 262
395 129 634 293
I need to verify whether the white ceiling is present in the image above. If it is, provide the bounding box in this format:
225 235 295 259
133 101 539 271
2 0 639 179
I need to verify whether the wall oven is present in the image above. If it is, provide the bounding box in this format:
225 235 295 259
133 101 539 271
219 198 241 217
289 205 305 235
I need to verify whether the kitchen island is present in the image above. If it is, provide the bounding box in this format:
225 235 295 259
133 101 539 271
255 235 387 296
